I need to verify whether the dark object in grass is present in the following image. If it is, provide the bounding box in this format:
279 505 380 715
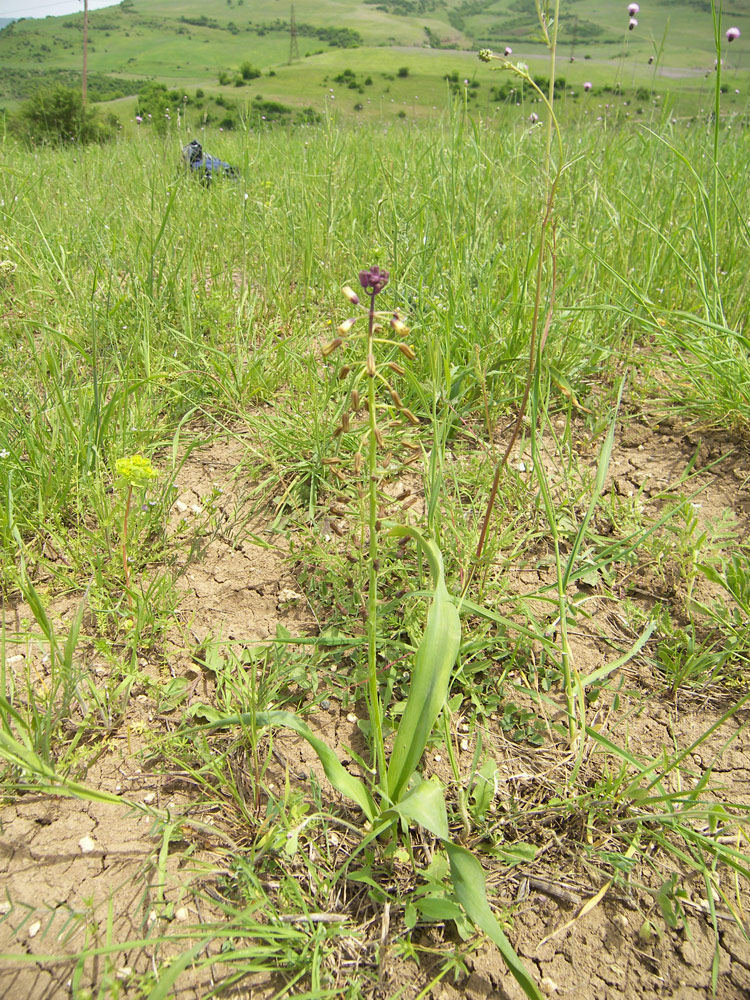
181 139 238 182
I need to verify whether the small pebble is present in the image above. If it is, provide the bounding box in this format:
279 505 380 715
78 835 96 854
329 832 340 845
346 713 357 724
143 792 156 805
460 739 469 751
174 907 189 922
433 754 442 763
116 967 132 981
28 921 41 938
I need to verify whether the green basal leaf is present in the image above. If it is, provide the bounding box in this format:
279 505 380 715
255 711 377 821
386 526 462 802
444 841 544 1000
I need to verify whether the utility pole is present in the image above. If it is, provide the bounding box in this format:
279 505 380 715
288 5 299 65
82 0 89 107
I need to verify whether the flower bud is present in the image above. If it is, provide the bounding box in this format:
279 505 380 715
366 352 376 377
390 317 409 337
341 412 350 432
478 48 494 62
337 317 357 336
390 389 404 408
342 285 360 305
322 338 342 357
398 343 416 360
374 427 384 448
403 409 420 425
387 361 406 375
338 365 352 379
351 389 360 411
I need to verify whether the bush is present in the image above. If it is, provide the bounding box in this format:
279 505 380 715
11 85 112 145
239 62 261 81
397 66 409 77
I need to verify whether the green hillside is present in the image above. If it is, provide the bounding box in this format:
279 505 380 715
0 0 749 120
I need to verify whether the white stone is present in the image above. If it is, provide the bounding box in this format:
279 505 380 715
78 835 96 854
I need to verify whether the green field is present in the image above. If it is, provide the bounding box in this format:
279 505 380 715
2 5 750 1000
1 0 750 121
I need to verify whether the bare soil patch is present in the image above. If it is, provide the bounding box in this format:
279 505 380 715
1 417 749 998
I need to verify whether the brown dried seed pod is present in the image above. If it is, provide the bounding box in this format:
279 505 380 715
338 365 352 380
322 338 343 357
402 409 420 425
350 389 360 411
353 453 363 474
330 506 348 517
322 457 342 465
387 362 406 375
390 389 404 408
374 426 385 448
402 496 419 510
341 412 350 432
398 343 416 360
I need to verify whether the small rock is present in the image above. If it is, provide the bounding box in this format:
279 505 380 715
143 792 156 805
115 967 132 981
78 835 96 854
190 504 203 515
346 713 358 724
433 754 442 763
174 499 188 513
460 739 469 751
540 978 559 994
174 907 189 922
277 588 303 606
28 921 41 938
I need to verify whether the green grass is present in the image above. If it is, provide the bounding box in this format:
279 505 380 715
2 22 750 995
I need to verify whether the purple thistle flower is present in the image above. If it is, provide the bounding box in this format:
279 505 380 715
628 3 639 15
726 27 741 43
629 17 638 30
504 46 513 56
529 112 539 123
359 266 390 295
584 81 592 91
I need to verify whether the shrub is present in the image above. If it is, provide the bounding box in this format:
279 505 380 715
11 85 112 145
397 66 409 77
239 62 261 80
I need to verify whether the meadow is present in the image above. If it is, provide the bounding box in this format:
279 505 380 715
2 5 750 1000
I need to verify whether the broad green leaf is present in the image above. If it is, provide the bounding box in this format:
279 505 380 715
391 775 449 841
444 842 544 1000
255 711 377 821
386 527 461 802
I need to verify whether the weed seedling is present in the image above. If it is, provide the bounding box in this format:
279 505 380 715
115 454 157 608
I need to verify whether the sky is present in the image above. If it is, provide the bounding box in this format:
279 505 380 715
0 0 120 19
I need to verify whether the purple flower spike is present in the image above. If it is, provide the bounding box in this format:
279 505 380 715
628 3 639 15
359 266 390 295
726 27 741 42
629 17 638 30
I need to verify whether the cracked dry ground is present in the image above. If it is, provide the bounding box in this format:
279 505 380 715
1 419 750 999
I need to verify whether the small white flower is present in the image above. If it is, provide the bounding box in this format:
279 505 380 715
0 449 9 459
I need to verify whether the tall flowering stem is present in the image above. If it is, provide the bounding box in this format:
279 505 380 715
324 267 417 789
361 267 389 790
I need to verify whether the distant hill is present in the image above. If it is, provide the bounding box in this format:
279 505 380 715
0 0 748 118
0 18 15 30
